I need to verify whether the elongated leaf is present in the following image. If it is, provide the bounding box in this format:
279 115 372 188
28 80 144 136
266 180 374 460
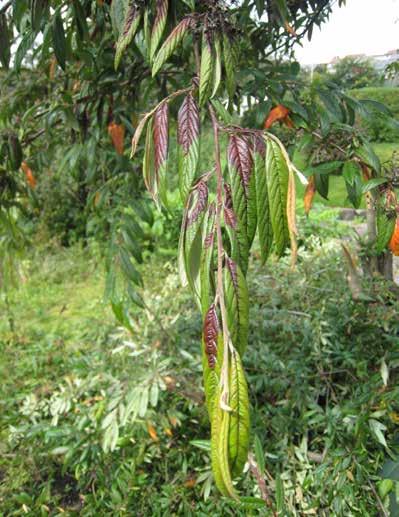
355 142 381 174
303 175 316 216
178 93 200 204
199 30 213 107
153 102 169 205
143 117 157 200
0 14 11 69
52 11 67 70
200 203 216 315
119 248 142 287
314 172 329 199
150 0 168 62
178 178 208 302
228 349 250 477
211 36 222 98
203 304 219 370
131 114 149 158
224 257 249 357
211 388 232 497
265 138 289 256
30 0 49 32
152 16 192 77
114 2 141 69
254 136 273 262
224 183 240 265
228 135 252 274
247 150 257 248
223 34 237 104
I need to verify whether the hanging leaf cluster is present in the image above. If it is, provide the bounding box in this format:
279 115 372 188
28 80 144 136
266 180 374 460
126 2 299 498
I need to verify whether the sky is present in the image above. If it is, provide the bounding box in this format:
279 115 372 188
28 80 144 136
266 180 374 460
295 0 399 65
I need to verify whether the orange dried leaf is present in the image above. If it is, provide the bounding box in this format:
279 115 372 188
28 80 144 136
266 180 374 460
147 423 159 441
108 121 125 155
21 161 36 189
184 478 196 488
264 104 291 129
389 218 399 256
304 175 316 215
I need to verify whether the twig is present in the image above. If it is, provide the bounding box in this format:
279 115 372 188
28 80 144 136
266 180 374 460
367 479 389 517
247 453 277 515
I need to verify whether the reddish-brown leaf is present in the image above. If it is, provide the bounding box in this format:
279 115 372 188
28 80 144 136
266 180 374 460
108 121 125 155
225 256 238 287
187 179 208 224
21 161 37 189
153 102 169 172
224 183 237 229
303 175 316 215
228 135 253 194
177 93 200 154
264 104 293 129
203 303 219 368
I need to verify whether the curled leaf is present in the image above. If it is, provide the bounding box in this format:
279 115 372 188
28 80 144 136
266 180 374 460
303 175 316 216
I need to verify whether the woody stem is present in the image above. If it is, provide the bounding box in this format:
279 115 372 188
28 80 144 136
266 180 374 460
209 104 230 405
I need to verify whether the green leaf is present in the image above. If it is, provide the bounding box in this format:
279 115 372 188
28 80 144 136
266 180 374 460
224 257 249 357
199 30 213 107
190 439 211 452
314 172 329 200
228 135 252 273
381 458 399 481
305 161 343 176
318 90 343 122
119 248 142 287
52 11 67 70
254 434 265 473
254 138 273 263
376 209 395 254
223 34 237 105
152 17 192 77
114 3 141 69
342 161 361 186
0 14 11 68
211 36 222 98
149 0 168 62
265 138 289 256
355 142 381 174
200 204 216 316
210 99 233 125
228 350 250 477
177 94 200 204
362 178 388 194
30 0 49 32
14 29 36 71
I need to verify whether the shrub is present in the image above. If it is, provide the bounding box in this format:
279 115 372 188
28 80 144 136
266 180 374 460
350 87 399 142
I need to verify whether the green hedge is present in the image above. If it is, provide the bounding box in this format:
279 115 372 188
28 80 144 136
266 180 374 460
350 87 399 142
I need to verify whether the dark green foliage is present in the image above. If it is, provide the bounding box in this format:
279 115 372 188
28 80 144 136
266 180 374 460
350 87 399 143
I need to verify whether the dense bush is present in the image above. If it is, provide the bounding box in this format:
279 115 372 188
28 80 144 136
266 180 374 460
350 87 399 143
